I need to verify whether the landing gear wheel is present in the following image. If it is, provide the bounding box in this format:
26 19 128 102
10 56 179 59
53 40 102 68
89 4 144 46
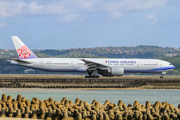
85 75 100 78
95 76 99 78
85 76 90 78
160 72 166 78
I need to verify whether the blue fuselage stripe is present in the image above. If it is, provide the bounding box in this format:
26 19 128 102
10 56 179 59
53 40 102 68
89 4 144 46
125 66 175 73
36 66 175 73
150 66 175 71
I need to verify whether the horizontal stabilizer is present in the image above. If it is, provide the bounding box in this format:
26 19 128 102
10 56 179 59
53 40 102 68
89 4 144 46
13 59 32 64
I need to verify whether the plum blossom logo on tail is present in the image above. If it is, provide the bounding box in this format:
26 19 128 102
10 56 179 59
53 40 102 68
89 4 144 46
17 46 31 58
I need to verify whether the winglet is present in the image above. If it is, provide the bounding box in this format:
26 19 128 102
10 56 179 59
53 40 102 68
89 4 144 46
11 36 38 59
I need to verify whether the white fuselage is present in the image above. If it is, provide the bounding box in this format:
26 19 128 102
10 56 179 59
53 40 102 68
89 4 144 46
12 58 175 73
10 36 175 77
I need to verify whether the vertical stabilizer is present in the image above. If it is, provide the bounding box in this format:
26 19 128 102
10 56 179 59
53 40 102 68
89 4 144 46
11 36 38 59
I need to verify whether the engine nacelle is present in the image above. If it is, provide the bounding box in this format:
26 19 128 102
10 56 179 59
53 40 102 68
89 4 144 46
100 67 124 76
110 66 124 76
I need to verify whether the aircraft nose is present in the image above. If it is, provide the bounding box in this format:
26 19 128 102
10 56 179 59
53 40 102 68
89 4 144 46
171 65 175 69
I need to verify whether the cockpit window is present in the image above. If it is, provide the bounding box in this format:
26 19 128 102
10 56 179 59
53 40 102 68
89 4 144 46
169 64 172 65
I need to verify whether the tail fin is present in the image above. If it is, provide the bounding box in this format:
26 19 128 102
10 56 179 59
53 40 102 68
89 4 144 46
11 36 38 59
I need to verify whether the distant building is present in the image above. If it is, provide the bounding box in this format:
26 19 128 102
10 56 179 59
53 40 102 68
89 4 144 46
10 53 14 56
172 47 180 51
165 54 178 57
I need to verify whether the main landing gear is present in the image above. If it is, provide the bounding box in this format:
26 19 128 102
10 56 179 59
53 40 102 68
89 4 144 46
85 76 100 78
160 72 166 78
85 70 100 78
160 76 163 78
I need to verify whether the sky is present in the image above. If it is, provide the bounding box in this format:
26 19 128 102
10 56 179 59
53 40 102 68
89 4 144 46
0 0 180 50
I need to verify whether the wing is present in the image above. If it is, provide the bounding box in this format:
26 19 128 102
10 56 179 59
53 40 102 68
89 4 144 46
80 59 109 70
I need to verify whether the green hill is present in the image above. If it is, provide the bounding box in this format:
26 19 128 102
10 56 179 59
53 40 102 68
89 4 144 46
0 45 180 74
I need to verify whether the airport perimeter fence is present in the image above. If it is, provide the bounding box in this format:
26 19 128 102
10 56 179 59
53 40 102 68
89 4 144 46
0 74 84 77
0 74 180 77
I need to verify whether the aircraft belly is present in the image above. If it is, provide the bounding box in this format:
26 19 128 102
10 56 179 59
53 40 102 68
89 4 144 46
124 67 171 73
37 65 87 72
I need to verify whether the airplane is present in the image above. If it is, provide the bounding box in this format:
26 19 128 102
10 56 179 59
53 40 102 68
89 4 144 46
9 36 175 78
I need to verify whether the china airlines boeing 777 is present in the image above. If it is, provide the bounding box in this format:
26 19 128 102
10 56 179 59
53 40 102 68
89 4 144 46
10 36 175 78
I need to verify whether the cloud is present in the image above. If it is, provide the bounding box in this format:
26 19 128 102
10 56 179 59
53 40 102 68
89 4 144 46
0 22 7 28
0 0 178 21
74 0 94 10
168 0 180 8
95 0 169 18
146 14 158 24
0 1 69 18
60 14 80 23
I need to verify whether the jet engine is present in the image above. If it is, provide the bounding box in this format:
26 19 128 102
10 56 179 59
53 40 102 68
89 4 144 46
99 67 124 76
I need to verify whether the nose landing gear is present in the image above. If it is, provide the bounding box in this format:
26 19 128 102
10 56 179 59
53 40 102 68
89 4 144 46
160 72 166 78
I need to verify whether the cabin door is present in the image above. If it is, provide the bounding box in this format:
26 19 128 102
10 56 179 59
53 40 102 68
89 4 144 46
137 62 140 68
40 61 44 67
71 61 74 67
